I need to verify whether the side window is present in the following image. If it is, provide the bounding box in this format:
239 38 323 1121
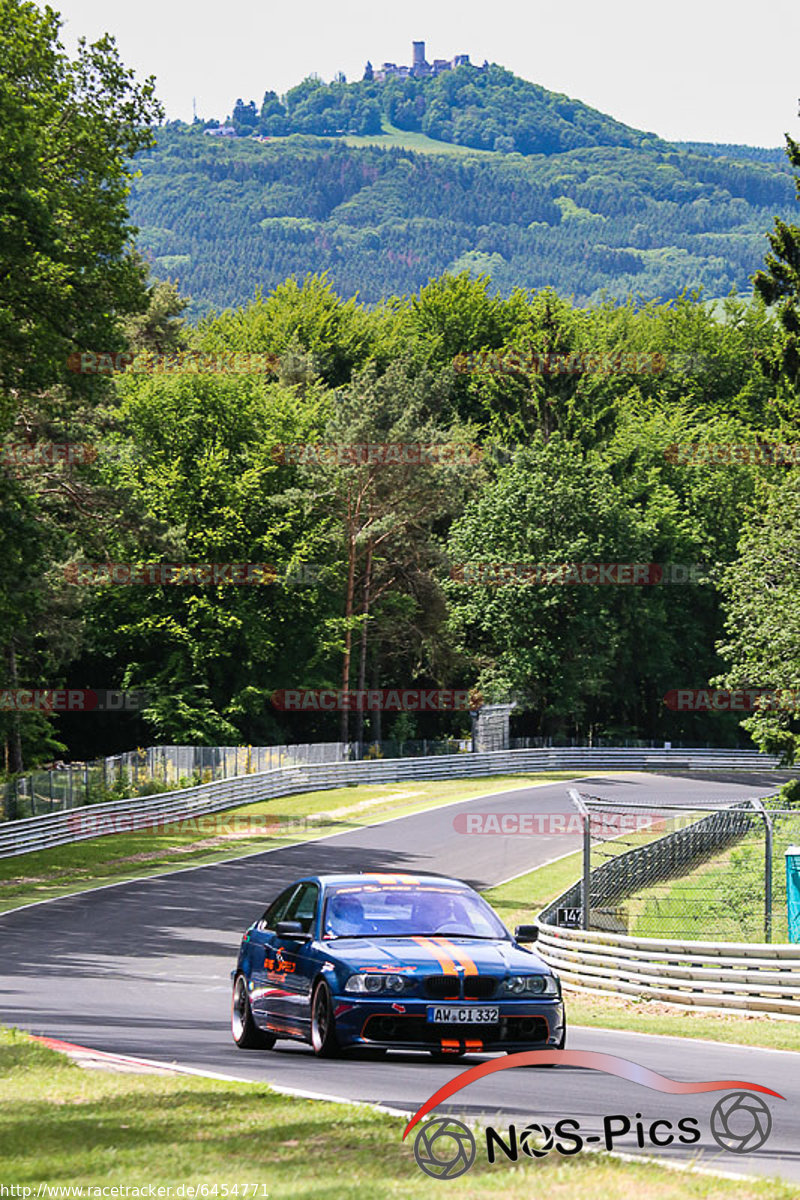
260 885 298 931
284 882 320 934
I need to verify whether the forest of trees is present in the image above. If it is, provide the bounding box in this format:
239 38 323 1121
6 259 800 767
129 128 796 316
227 63 659 154
4 0 800 774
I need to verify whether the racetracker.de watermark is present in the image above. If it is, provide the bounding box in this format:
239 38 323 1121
0 689 146 712
67 350 279 375
65 811 318 838
453 350 667 376
271 442 482 465
450 562 707 585
63 562 325 587
0 441 99 466
271 688 474 711
453 811 668 835
665 442 800 466
664 688 800 712
64 563 278 586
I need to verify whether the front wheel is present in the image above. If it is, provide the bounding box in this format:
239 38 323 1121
232 975 276 1050
311 981 340 1057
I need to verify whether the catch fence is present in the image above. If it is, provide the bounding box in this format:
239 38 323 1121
541 790 800 943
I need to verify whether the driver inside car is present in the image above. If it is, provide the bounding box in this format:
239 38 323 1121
326 893 370 936
417 891 471 934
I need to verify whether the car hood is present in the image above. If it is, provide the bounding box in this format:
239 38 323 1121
320 936 551 976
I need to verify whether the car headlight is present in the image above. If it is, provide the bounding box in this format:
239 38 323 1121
502 974 560 997
344 973 413 994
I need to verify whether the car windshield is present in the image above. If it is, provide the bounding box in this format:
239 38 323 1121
323 884 508 939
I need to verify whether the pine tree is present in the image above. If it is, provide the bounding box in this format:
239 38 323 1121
753 135 800 388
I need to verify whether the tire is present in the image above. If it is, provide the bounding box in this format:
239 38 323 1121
231 974 276 1050
310 981 340 1057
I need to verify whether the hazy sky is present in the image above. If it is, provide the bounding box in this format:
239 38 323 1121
51 0 798 147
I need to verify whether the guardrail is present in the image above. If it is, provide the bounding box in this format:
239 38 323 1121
535 923 800 1017
0 745 787 860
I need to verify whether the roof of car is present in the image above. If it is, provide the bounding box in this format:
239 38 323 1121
313 872 469 888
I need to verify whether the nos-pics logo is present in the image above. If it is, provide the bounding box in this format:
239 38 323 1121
404 1050 782 1180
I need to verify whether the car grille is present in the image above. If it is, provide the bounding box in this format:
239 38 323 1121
464 977 497 999
424 976 460 999
424 975 497 999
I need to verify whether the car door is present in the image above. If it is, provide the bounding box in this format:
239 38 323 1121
272 881 321 1037
248 884 298 1027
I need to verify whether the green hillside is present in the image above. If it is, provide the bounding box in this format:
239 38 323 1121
128 64 797 315
129 119 795 315
230 62 663 154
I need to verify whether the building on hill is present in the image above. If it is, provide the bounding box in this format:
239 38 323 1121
373 41 472 81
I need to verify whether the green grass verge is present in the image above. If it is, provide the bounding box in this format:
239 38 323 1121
0 1027 793 1198
626 822 800 944
485 855 800 1053
0 773 586 913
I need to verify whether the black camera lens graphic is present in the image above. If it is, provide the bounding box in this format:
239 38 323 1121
710 1091 772 1154
413 1117 477 1179
520 1121 554 1158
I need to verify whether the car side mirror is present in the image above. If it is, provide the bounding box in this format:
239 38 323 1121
515 924 539 943
276 920 309 939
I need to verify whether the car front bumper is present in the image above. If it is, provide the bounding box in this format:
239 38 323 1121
331 995 565 1052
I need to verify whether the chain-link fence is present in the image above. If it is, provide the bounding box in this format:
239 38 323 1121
543 791 800 943
0 737 472 822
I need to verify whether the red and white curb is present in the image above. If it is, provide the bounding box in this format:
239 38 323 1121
29 1035 410 1110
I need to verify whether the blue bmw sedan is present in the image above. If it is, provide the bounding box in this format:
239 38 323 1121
231 872 566 1059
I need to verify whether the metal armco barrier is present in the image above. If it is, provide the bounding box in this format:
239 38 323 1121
534 924 800 1017
0 745 785 860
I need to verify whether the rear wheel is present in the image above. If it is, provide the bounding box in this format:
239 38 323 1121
311 981 340 1057
232 975 276 1050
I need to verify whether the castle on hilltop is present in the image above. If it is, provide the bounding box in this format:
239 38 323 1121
366 41 481 83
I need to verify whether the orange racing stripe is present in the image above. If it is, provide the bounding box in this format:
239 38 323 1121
436 938 478 975
412 935 458 975
365 873 420 884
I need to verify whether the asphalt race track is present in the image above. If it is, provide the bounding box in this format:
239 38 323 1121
2 771 799 1183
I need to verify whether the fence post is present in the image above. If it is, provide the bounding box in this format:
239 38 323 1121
751 798 773 943
569 789 592 931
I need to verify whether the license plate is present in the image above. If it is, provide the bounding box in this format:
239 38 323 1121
426 1006 499 1024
